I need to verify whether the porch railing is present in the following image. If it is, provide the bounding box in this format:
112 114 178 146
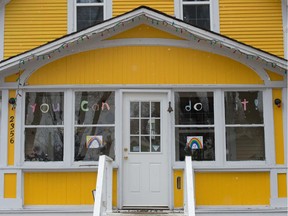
93 155 113 216
184 156 196 216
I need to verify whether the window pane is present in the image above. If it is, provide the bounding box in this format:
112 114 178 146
25 92 64 125
141 102 150 117
130 102 139 117
77 0 103 3
226 127 265 161
141 136 150 152
225 91 263 124
151 102 160 117
183 5 210 30
175 127 215 161
25 128 63 161
151 136 161 152
175 92 214 125
75 91 115 125
130 136 140 152
77 6 103 31
75 127 115 161
130 119 139 134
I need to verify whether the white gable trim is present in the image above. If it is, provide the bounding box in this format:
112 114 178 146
0 7 286 78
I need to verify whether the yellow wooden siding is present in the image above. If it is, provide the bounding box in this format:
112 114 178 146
8 90 16 166
277 173 287 198
107 24 184 40
4 173 17 198
4 0 67 59
113 0 174 17
173 170 184 208
24 171 117 205
272 89 284 165
27 46 262 85
195 172 270 205
219 0 284 57
266 70 284 81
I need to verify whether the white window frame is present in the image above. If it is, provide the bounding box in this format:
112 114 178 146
67 0 112 34
173 88 274 168
174 0 220 33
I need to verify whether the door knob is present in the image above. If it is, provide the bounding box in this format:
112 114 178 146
124 148 128 152
124 156 128 160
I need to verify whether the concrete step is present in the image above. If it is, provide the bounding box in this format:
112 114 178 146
107 210 184 216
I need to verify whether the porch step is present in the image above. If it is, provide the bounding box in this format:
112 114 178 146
107 210 184 216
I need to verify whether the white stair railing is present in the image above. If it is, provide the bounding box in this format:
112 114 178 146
184 156 196 216
93 155 113 216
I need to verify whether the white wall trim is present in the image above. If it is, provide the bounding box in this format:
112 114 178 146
0 90 8 167
263 89 276 165
67 0 74 34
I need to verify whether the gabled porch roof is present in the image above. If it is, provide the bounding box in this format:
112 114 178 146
0 6 287 82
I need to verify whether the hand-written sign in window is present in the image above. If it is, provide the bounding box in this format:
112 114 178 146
225 91 265 161
175 92 215 161
25 92 64 161
74 91 115 161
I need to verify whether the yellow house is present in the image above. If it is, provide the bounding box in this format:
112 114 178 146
0 1 287 215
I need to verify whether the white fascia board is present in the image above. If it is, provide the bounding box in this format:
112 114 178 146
0 7 287 76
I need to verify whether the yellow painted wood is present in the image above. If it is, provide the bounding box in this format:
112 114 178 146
4 173 17 198
107 24 184 40
195 172 270 205
27 46 263 85
8 90 16 166
24 171 118 205
113 0 174 17
266 70 284 81
4 71 24 83
272 89 284 165
277 173 287 198
173 170 184 208
219 0 284 57
4 0 67 59
112 169 118 207
24 172 96 205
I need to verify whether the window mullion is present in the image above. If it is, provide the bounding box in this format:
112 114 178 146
64 90 74 166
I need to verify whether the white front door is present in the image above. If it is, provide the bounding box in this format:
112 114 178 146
122 92 169 208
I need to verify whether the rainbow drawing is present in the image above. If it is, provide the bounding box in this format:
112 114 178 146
186 136 204 149
86 135 103 149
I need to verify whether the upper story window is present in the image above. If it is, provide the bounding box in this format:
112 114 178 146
175 0 219 32
76 0 104 31
68 0 112 33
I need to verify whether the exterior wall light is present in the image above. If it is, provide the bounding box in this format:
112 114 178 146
274 98 281 107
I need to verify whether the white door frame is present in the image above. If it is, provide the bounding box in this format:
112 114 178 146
117 89 173 210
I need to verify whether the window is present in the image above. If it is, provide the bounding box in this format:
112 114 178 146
130 101 161 153
225 91 265 161
175 92 215 161
74 91 115 161
76 0 104 31
25 92 64 161
182 0 211 30
175 0 219 32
